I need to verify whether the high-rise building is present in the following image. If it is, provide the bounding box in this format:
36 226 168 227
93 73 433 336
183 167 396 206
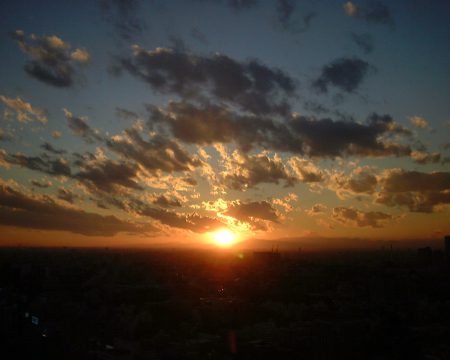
445 236 450 262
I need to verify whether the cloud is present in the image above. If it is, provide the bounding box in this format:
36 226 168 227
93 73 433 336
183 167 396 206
331 167 378 197
0 128 14 142
122 46 296 116
343 1 394 27
288 157 324 183
376 169 450 212
228 0 258 10
57 187 78 204
131 198 222 232
410 116 429 129
63 109 103 143
275 0 316 34
290 113 411 157
307 203 327 216
363 1 394 27
332 207 393 228
343 2 358 16
411 151 441 165
276 0 296 27
12 30 90 87
152 194 182 208
99 0 146 40
0 182 146 236
51 131 62 139
149 101 294 152
313 57 373 93
222 151 296 190
76 156 143 193
40 142 67 155
190 27 208 45
30 179 52 188
152 102 412 159
351 33 374 54
224 200 280 230
1 150 71 177
0 95 47 124
107 126 202 174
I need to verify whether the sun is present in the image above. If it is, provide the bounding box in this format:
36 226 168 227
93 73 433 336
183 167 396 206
211 229 237 247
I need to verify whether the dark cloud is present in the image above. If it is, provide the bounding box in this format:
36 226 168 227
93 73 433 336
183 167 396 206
307 203 327 216
0 183 146 236
275 0 317 35
150 102 288 150
363 1 394 27
290 113 411 157
411 151 441 165
122 47 295 116
276 0 296 26
40 142 67 155
99 0 146 40
228 0 258 10
223 153 296 190
225 201 279 230
64 109 103 144
132 198 222 232
2 151 71 177
30 179 52 188
332 207 393 228
190 27 209 45
106 127 202 173
333 168 378 195
152 194 182 208
0 128 14 142
289 157 324 183
11 30 90 87
115 107 140 121
376 170 450 212
313 57 373 93
351 33 374 54
151 101 413 159
76 157 143 193
57 187 77 204
344 1 394 28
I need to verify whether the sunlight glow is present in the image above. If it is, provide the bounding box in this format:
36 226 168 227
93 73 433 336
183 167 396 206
212 229 237 247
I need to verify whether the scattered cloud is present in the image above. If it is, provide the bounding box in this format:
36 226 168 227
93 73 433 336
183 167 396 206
106 127 202 174
51 131 62 139
122 46 296 116
12 30 90 87
351 33 374 54
411 151 441 165
307 203 327 216
0 181 147 236
63 109 103 144
313 57 373 93
332 207 394 228
344 1 394 28
99 0 146 40
376 169 450 212
410 116 429 129
0 95 47 124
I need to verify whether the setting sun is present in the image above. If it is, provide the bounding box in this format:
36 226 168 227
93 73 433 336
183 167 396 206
211 229 237 247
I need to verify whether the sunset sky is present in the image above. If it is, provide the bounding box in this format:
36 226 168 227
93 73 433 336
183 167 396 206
0 0 449 248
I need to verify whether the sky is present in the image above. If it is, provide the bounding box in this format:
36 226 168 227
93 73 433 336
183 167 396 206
0 0 449 249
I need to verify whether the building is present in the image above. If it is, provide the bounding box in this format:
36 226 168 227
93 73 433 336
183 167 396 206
445 236 450 262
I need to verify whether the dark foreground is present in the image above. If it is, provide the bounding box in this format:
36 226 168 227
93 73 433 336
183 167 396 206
1 247 450 359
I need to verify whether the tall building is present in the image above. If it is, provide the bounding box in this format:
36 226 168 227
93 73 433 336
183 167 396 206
445 236 450 262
